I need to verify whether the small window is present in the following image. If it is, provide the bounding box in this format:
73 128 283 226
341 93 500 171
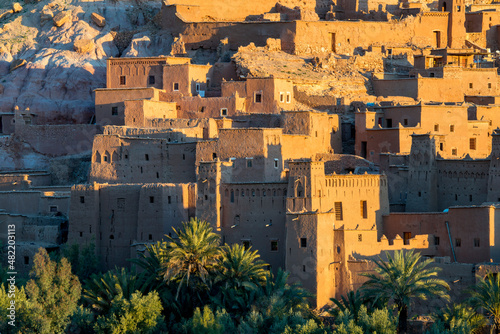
455 194 458 201
182 154 186 160
168 196 171 204
358 234 362 242
274 159 279 168
242 240 251 250
300 238 307 248
111 106 118 115
149 196 154 203
145 154 149 161
434 236 440 245
335 202 343 221
469 83 473 89
173 83 179 91
488 83 492 89
360 200 367 219
474 238 480 247
199 106 205 113
149 75 155 85
469 194 473 202
457 5 461 11
246 158 253 168
286 92 291 103
455 238 461 247
196 83 200 92
418 191 422 197
255 93 262 103
120 76 126 85
220 108 228 116
149 234 153 240
230 190 234 203
434 124 439 132
403 119 408 126
79 232 83 237
439 143 443 151
212 152 217 160
50 205 58 213
271 240 278 251
80 196 85 204
450 125 454 132
452 148 457 156
24 256 29 265
470 138 476 150
280 93 284 103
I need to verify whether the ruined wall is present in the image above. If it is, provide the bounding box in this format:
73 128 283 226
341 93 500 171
176 95 243 118
15 124 100 156
0 191 69 216
164 0 332 22
0 172 51 191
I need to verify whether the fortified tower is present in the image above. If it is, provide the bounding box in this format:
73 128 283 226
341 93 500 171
406 134 439 212
438 0 465 48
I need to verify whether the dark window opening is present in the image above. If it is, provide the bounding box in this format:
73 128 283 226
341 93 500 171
111 106 118 115
24 256 29 265
242 240 251 250
271 240 278 251
455 238 461 247
173 83 179 91
434 236 440 245
255 93 262 103
120 76 126 85
360 200 367 219
403 232 412 245
474 238 480 247
149 234 153 240
168 196 171 204
80 196 85 204
300 238 307 248
145 154 149 161
149 75 155 85
149 196 154 203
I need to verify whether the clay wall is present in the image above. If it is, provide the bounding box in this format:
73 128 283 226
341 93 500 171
0 190 70 216
123 100 177 127
163 0 332 21
383 206 495 263
14 124 100 156
0 213 65 274
90 135 197 184
68 182 196 269
95 88 162 126
293 14 449 55
162 64 212 96
221 182 288 271
106 57 190 89
162 8 296 51
0 114 14 134
286 212 336 308
176 95 244 118
0 172 51 191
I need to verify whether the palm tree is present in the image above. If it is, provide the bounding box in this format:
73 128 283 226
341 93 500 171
82 267 143 314
432 303 486 334
469 273 500 333
360 249 450 334
160 218 221 300
130 240 168 292
330 290 366 321
213 243 268 313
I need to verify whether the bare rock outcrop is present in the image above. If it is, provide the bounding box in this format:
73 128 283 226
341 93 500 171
91 12 105 27
13 3 23 13
74 39 95 54
10 59 26 72
53 11 71 27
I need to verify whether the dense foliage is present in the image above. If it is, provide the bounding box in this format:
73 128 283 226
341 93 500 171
3 220 500 333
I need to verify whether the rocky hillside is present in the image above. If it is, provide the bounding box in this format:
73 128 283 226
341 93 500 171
0 0 170 123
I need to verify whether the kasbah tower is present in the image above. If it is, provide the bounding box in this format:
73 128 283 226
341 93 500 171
3 0 500 312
